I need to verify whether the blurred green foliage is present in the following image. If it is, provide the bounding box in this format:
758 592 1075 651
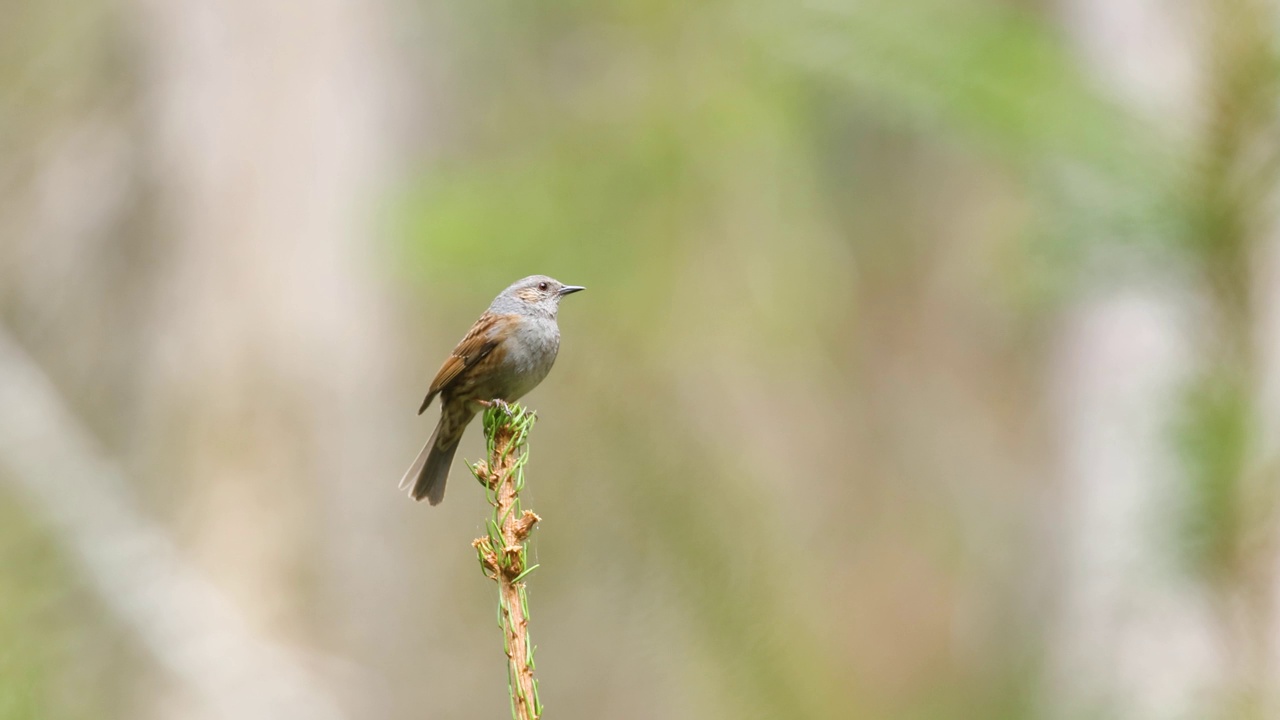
1176 371 1252 583
0 489 135 720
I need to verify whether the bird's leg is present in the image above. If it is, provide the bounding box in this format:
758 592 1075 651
477 398 513 414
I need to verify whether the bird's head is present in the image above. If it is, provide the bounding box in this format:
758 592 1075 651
493 275 585 317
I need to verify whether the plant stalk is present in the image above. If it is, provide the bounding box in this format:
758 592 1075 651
470 402 542 720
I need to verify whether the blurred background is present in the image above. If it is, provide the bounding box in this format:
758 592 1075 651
2 0 1280 718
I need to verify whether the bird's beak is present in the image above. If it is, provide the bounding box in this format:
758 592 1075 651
558 285 586 296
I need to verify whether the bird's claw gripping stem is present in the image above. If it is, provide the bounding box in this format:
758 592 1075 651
478 398 513 414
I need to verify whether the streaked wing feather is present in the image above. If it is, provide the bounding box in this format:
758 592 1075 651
418 317 500 414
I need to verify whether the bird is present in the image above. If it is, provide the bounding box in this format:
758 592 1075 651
401 275 585 505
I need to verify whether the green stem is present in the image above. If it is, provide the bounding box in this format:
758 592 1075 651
470 403 543 720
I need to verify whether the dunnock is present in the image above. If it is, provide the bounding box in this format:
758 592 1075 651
401 275 585 504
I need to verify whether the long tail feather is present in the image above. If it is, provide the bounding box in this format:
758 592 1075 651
400 422 460 505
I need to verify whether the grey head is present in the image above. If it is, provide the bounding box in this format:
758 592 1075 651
489 275 585 318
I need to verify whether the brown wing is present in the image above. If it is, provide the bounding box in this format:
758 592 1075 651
418 315 500 414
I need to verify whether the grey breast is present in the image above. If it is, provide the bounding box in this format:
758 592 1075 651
500 316 561 400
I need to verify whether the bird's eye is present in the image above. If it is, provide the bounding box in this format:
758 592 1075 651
538 282 549 291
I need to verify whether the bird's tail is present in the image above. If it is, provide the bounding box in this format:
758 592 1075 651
400 421 461 505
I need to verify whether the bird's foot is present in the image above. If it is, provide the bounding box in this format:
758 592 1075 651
477 398 513 414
